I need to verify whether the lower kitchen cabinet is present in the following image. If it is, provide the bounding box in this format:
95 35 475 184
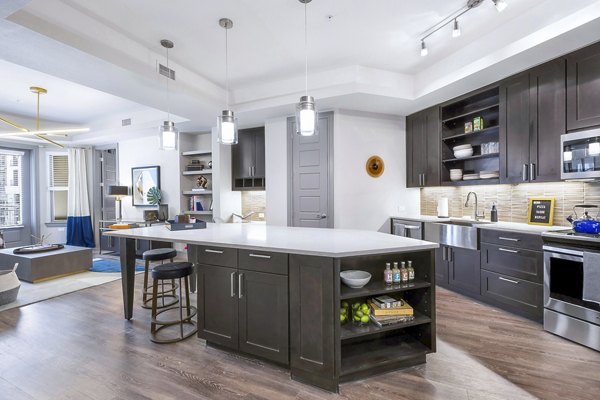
197 264 239 348
436 245 480 297
239 269 289 364
481 270 543 321
196 246 290 365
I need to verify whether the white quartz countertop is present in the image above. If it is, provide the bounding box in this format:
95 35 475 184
391 215 565 235
105 223 438 257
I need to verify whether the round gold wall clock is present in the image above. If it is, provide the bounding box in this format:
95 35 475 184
366 155 384 178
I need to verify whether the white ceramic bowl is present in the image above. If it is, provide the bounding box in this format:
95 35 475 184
454 149 474 159
340 270 372 288
453 144 472 151
449 168 463 173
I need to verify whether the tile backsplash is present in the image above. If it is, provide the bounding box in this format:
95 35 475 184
421 182 600 226
241 191 266 222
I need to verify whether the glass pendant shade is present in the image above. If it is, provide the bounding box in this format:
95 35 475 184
159 121 178 151
295 95 318 136
218 110 238 145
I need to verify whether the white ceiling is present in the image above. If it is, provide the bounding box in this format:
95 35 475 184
1 0 600 145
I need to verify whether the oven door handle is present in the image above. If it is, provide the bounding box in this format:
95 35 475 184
543 246 584 258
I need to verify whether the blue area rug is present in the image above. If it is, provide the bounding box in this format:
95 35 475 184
89 258 144 273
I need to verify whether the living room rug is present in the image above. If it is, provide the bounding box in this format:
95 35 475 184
89 258 144 273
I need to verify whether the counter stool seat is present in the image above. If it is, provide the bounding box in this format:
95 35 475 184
141 247 178 309
150 262 197 344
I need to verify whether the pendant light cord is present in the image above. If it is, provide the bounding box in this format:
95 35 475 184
166 46 171 123
304 1 308 96
225 25 230 109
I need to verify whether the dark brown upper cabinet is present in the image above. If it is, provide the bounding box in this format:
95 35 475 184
232 127 265 190
500 59 565 183
567 41 600 131
406 106 440 188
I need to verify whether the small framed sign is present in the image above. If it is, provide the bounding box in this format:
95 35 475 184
527 197 555 226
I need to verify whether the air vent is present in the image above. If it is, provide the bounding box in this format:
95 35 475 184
158 63 176 80
121 118 131 127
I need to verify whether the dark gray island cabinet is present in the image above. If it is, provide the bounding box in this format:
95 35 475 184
106 223 437 393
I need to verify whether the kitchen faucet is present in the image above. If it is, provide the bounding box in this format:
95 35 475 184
465 192 485 221
232 211 256 221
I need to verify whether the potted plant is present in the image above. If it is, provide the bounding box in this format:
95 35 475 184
146 187 168 221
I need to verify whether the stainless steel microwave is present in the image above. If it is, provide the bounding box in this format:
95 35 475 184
561 128 600 180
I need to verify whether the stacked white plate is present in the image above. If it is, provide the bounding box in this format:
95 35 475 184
479 170 500 179
463 173 480 180
453 144 473 159
449 168 463 181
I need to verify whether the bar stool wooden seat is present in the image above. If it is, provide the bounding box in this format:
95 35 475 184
141 248 178 309
150 262 197 344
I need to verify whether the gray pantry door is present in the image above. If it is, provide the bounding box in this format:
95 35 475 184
287 111 333 228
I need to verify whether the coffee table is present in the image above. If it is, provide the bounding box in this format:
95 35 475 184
0 245 93 283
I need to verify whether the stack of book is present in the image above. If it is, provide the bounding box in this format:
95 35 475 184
368 295 414 327
189 196 204 211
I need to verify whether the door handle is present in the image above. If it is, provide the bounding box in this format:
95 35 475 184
530 163 536 181
448 248 453 262
205 249 224 254
230 272 236 298
522 164 529 181
317 213 327 219
499 248 519 254
422 173 426 186
499 276 520 284
442 246 447 261
248 166 252 176
249 253 271 259
498 237 520 242
238 273 244 299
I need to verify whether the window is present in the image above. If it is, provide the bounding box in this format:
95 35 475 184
48 153 69 222
0 150 24 227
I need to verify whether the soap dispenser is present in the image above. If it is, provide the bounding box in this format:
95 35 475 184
491 203 498 222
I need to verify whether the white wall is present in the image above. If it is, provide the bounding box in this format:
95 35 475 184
118 134 180 221
264 117 288 226
333 110 420 231
262 111 420 231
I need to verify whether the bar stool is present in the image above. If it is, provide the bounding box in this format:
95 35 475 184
150 262 197 344
142 248 178 309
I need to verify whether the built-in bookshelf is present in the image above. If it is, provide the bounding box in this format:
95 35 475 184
179 133 213 222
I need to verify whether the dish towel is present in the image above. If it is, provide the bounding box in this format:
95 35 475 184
582 252 600 305
394 223 406 237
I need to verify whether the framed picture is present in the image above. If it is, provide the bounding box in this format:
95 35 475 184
527 197 555 226
131 166 160 206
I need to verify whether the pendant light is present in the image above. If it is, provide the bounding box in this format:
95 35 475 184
295 0 317 136
159 39 178 151
217 18 238 145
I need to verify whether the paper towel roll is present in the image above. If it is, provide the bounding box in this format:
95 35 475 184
437 197 449 218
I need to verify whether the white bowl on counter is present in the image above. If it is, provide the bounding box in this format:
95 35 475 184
340 270 372 288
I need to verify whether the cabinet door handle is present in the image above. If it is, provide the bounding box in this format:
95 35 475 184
498 237 520 242
238 273 244 299
205 249 224 254
522 164 529 181
442 246 447 261
249 253 271 259
499 248 519 254
530 163 536 181
448 248 453 262
499 276 520 284
230 272 236 298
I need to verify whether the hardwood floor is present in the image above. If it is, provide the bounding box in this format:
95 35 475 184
1 281 599 400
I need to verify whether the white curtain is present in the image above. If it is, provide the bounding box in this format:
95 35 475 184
66 148 94 247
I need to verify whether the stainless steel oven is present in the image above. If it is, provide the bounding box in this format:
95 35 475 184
561 128 600 180
543 245 600 351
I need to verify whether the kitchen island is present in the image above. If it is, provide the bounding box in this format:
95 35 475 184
106 223 438 392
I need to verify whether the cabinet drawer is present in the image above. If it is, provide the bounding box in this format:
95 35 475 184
197 245 238 267
239 250 288 275
480 229 543 250
481 270 543 321
480 243 543 284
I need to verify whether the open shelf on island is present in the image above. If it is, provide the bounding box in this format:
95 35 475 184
340 311 431 340
340 280 430 300
182 169 213 175
340 334 429 379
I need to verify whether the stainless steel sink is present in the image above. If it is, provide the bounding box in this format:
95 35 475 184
424 219 489 250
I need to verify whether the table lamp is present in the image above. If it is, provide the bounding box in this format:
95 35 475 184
107 185 129 221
